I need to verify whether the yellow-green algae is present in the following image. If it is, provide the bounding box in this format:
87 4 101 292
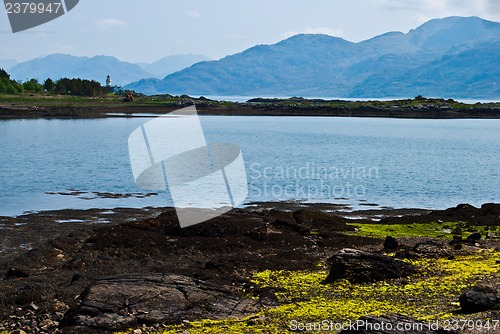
116 249 499 333
347 221 500 239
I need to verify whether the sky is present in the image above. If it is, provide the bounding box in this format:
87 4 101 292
1 0 499 63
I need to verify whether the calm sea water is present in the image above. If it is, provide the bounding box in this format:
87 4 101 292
0 116 498 216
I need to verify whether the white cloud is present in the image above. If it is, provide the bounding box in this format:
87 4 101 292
95 18 127 29
283 27 344 39
373 0 500 21
186 11 202 19
481 0 500 19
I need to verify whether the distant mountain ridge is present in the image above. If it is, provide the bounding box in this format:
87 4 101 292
125 16 500 99
8 54 210 86
136 54 211 79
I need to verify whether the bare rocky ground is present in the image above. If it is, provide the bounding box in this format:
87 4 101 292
0 202 498 333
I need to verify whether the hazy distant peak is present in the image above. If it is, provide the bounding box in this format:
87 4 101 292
407 16 500 49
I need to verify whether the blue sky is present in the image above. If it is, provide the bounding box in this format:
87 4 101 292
1 0 499 63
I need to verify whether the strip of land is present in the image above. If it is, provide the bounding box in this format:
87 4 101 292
1 93 499 119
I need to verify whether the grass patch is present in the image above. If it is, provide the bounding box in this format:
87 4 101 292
123 250 500 333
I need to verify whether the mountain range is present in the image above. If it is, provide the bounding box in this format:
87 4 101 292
125 16 500 99
5 54 210 86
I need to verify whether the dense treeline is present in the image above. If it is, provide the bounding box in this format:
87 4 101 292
0 68 24 93
52 78 110 97
0 68 111 97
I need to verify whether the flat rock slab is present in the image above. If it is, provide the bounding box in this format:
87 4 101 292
65 274 260 330
324 249 417 284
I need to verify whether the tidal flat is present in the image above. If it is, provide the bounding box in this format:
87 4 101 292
0 202 499 333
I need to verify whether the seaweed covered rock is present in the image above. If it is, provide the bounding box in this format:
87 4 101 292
324 249 417 284
339 314 459 333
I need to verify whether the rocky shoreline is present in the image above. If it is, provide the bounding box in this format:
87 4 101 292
1 95 500 119
0 202 499 333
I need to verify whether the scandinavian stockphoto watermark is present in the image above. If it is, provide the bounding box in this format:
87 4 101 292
4 0 79 33
128 106 248 228
249 162 379 201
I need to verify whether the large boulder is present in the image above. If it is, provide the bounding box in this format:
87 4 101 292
459 284 499 313
339 314 459 333
324 249 417 284
383 236 399 250
64 274 260 330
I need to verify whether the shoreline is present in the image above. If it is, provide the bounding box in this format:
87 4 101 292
0 201 499 333
1 94 500 119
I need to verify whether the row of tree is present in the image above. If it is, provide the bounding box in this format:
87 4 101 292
0 68 24 93
0 68 111 97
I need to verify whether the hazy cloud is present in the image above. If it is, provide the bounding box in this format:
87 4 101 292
186 11 202 19
95 18 127 29
373 0 500 20
482 0 500 18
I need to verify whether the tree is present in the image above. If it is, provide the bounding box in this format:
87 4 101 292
23 78 43 92
43 78 55 92
53 78 110 97
0 68 10 80
0 68 23 94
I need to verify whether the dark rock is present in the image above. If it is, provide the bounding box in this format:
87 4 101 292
383 236 399 250
269 208 351 235
459 284 499 313
480 203 499 214
396 240 452 259
293 209 350 231
466 232 481 241
379 203 500 227
64 274 260 330
272 219 310 235
339 314 459 333
5 268 30 280
128 209 181 235
323 249 417 284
